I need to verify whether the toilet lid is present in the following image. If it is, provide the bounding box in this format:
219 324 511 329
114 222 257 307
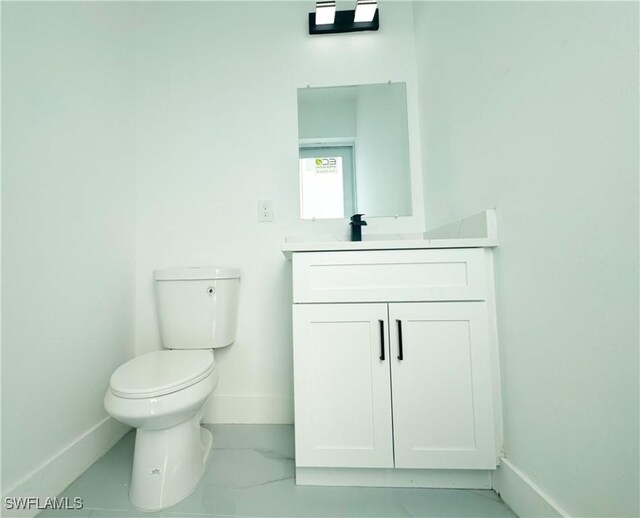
109 350 215 399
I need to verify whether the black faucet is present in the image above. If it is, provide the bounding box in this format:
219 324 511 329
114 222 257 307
350 214 367 241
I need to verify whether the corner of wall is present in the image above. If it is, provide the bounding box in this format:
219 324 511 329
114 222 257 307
1 419 130 518
492 457 568 518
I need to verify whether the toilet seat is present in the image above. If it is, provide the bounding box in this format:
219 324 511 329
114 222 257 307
109 350 215 399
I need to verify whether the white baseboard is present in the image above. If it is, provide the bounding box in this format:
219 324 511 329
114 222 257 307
203 394 294 424
492 457 569 517
1 417 130 518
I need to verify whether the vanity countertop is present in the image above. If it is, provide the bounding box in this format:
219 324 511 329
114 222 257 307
282 210 498 259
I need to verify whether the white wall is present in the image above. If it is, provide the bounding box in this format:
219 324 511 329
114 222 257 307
133 1 423 423
414 2 639 516
2 2 136 499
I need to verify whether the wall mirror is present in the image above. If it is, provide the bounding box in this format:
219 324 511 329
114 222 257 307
297 82 412 220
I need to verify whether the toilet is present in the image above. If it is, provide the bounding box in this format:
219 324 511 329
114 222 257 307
104 267 240 512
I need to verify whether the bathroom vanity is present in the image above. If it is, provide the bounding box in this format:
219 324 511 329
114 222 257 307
283 211 503 489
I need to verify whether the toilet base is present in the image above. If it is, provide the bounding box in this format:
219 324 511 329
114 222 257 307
129 416 213 511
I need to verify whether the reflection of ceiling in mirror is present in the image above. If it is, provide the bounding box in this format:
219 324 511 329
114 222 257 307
298 85 359 104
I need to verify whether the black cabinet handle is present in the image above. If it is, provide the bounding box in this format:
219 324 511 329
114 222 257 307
378 319 385 361
396 319 404 360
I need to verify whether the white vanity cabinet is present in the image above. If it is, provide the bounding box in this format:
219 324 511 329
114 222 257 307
291 248 502 488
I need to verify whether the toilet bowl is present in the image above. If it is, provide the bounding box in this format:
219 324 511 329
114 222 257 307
104 267 240 512
104 350 218 511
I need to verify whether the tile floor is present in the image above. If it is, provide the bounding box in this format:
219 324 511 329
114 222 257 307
41 425 516 518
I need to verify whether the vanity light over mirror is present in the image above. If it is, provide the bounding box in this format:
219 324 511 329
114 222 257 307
297 82 412 220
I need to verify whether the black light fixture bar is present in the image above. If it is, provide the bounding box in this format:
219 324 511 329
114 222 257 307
309 8 379 35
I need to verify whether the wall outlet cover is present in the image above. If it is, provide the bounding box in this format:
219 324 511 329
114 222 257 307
258 200 273 222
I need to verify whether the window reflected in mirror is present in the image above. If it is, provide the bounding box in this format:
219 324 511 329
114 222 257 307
299 146 355 219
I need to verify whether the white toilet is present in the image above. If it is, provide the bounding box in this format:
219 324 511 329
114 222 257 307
104 267 240 512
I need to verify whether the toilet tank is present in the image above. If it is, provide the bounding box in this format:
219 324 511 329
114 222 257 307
153 267 240 350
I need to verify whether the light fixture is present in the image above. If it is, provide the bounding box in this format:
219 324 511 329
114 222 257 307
354 0 377 22
309 0 379 35
315 1 336 25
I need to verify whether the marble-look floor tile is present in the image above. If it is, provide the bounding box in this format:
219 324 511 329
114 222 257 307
171 479 414 518
44 424 516 518
389 487 516 517
87 510 166 517
168 448 295 516
35 508 92 518
54 432 136 513
202 424 294 460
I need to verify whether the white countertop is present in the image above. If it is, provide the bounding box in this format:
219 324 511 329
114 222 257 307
282 210 498 259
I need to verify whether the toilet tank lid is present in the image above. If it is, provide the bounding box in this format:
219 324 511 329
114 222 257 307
154 267 241 281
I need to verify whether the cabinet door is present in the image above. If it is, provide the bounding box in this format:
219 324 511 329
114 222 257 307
389 302 496 469
293 303 393 468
